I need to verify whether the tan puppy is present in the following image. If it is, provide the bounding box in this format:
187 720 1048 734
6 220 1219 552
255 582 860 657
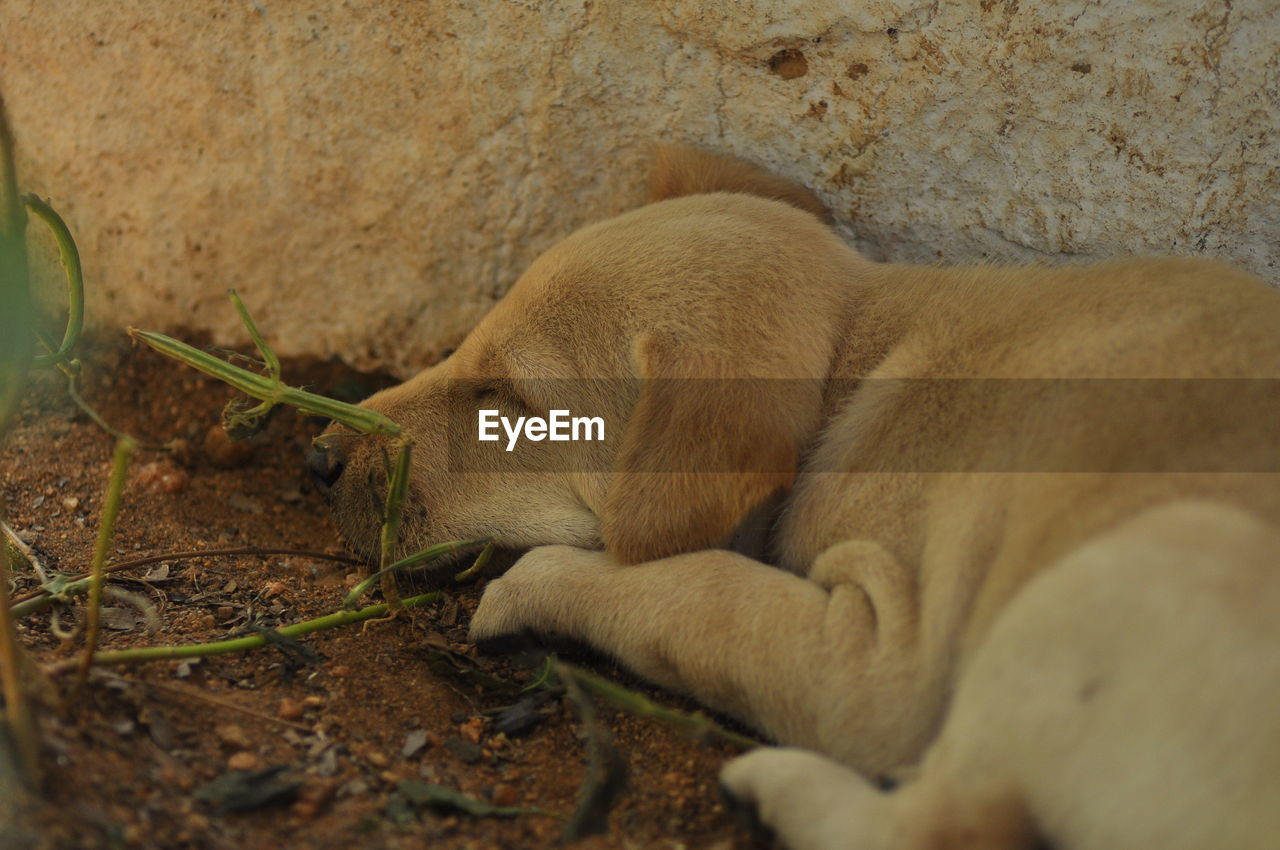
312 148 1280 849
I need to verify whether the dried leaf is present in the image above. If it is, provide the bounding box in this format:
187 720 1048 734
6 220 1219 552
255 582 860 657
400 729 428 759
194 765 301 814
98 606 138 631
418 640 522 695
395 780 543 818
140 563 172 582
490 691 556 737
560 663 628 841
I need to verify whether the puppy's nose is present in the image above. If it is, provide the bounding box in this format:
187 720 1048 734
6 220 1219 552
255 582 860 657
306 441 347 492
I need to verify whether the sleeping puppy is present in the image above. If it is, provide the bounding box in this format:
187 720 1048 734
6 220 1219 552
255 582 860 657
310 147 1280 849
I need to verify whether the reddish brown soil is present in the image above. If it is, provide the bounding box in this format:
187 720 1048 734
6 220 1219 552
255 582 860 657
1 338 758 850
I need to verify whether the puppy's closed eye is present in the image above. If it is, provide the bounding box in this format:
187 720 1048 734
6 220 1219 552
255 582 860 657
471 382 502 402
467 379 535 415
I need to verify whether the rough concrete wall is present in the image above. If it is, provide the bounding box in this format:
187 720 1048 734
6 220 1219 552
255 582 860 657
3 1 1276 376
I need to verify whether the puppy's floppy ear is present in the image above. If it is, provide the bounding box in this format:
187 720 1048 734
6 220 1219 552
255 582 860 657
648 144 833 224
602 334 821 564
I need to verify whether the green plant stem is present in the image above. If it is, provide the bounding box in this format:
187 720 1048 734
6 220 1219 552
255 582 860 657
2 519 46 583
22 191 156 450
0 96 39 792
55 590 442 669
343 536 490 608
127 326 401 436
9 545 362 611
229 290 280 379
377 441 413 612
23 194 83 370
556 662 761 751
0 97 33 438
0 520 38 787
454 540 496 583
78 437 135 684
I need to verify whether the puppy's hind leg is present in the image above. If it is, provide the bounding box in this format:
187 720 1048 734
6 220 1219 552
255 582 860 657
721 748 1037 850
721 749 890 850
780 500 1280 850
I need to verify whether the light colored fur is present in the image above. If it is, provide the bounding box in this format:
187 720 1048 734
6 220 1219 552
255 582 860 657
326 148 1280 849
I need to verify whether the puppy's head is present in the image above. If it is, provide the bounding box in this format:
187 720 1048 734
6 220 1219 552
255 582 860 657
314 148 863 563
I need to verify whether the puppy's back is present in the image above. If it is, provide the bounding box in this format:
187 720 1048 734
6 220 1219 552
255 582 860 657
649 145 832 223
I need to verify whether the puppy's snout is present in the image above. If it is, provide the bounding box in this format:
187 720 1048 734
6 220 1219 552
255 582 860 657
306 441 348 492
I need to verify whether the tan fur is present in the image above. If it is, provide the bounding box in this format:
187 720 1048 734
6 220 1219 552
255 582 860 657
648 143 833 223
325 147 1280 849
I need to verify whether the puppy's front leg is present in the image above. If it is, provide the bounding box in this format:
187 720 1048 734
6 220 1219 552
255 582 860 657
471 543 925 774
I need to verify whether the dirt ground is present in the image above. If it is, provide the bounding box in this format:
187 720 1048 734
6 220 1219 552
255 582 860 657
1 336 762 850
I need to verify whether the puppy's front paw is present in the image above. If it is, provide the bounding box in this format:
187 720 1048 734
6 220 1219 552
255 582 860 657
467 570 529 644
468 545 618 643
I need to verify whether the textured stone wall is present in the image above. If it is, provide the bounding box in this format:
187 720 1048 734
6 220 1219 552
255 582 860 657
3 1 1276 376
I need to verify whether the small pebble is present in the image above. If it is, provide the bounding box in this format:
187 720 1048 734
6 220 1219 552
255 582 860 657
203 425 254 469
443 736 482 765
60 496 80 511
228 493 263 514
290 780 336 820
215 724 251 749
291 800 320 820
134 461 190 495
460 717 485 744
491 783 521 807
227 751 261 770
278 698 304 721
175 659 199 678
216 606 235 621
302 696 324 709
366 750 389 768
167 437 197 466
339 778 369 797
